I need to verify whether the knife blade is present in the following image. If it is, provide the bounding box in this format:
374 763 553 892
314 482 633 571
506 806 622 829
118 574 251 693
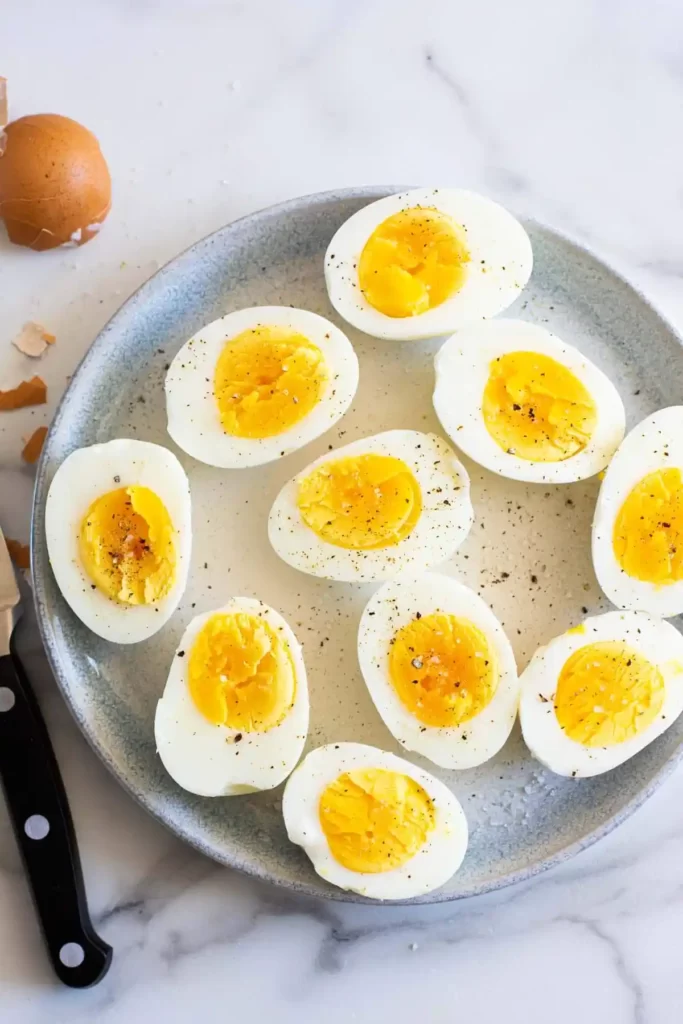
0 527 112 987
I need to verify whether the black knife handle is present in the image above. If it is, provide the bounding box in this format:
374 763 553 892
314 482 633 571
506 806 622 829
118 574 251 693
0 638 112 987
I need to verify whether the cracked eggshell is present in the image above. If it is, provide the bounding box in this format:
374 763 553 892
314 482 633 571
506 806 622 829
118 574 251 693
0 114 111 251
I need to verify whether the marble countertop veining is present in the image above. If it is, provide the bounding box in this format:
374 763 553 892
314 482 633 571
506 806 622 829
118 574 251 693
2 1 683 1021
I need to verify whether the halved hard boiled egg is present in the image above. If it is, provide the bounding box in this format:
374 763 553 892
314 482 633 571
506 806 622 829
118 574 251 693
592 407 683 618
282 742 468 899
519 610 683 777
45 439 192 643
433 319 625 483
358 574 519 769
165 307 359 468
324 188 532 341
155 598 309 796
268 430 473 582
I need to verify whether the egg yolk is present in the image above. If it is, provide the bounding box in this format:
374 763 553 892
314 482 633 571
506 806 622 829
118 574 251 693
555 640 664 747
319 768 435 873
613 468 683 585
188 611 295 730
214 325 327 439
482 351 597 462
79 486 175 605
389 612 498 727
297 454 422 550
358 207 470 318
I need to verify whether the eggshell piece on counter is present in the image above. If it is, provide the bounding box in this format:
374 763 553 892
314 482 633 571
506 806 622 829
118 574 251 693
0 114 111 251
12 321 55 358
6 538 30 570
0 375 47 411
0 78 8 128
21 425 48 464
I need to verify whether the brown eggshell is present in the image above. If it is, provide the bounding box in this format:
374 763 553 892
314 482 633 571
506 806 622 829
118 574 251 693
0 113 111 251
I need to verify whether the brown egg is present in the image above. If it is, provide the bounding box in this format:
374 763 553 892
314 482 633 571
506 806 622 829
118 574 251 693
0 113 111 251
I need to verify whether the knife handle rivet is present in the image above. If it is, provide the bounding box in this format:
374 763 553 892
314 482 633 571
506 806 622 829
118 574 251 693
59 942 85 968
24 814 50 840
0 687 15 712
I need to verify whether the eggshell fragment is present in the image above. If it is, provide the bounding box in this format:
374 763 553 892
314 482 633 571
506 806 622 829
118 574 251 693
21 426 48 464
6 539 29 570
0 376 47 410
12 322 55 358
0 114 111 251
0 79 7 128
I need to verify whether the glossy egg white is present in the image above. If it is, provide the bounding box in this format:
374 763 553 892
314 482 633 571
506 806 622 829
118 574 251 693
324 188 533 341
433 319 626 484
268 430 473 582
282 742 468 900
165 306 359 468
45 439 192 644
155 598 309 796
592 407 683 618
520 610 683 777
358 574 520 769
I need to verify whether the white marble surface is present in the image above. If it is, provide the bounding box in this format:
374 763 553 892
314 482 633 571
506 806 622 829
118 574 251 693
2 1 683 1020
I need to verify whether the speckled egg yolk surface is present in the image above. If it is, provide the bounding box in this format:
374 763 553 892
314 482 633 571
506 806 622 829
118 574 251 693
358 207 470 318
214 326 327 439
79 486 176 605
318 768 435 873
188 611 296 731
482 351 597 462
297 453 422 550
555 640 665 747
613 468 683 585
389 612 498 728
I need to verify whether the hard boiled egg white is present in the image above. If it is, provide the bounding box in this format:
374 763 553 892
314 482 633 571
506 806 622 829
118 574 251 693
592 407 683 618
324 188 532 341
155 597 309 796
165 306 358 468
45 439 191 644
520 610 683 777
433 319 626 484
268 430 473 582
358 574 519 769
282 742 468 900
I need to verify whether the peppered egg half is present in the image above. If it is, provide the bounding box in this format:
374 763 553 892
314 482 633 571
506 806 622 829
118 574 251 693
592 407 683 618
155 597 309 796
324 188 532 341
519 610 683 777
45 439 192 644
358 574 519 769
165 306 359 468
433 319 626 484
282 742 468 899
268 430 473 582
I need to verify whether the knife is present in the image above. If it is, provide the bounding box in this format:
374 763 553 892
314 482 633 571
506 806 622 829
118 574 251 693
0 527 112 987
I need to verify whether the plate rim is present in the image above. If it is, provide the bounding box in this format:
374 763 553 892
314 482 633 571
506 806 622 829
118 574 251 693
30 185 683 904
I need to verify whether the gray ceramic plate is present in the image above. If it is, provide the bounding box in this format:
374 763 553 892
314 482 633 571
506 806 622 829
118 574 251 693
32 187 683 903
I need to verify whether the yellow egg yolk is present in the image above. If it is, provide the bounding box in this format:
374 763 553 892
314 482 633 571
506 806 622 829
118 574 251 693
555 640 664 747
319 768 435 873
389 612 498 727
214 325 327 439
188 611 295 730
297 453 422 550
613 467 683 585
482 351 597 462
358 206 470 318
79 486 175 605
